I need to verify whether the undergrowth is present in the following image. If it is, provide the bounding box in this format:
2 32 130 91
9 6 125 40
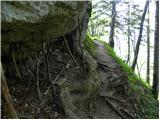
102 41 159 119
83 33 96 58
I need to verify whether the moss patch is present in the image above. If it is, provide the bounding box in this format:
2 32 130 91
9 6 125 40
83 33 96 58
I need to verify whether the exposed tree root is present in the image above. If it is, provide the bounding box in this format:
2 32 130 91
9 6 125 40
63 35 87 79
11 48 21 79
120 108 135 118
97 64 118 73
42 42 47 80
99 94 124 103
110 75 124 82
35 53 42 102
104 98 124 118
77 16 88 77
97 62 116 69
1 63 18 118
44 62 69 95
105 97 135 118
45 43 55 94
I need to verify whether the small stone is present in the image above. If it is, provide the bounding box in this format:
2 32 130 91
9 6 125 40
54 112 58 118
75 66 79 69
57 55 62 62
13 98 17 102
24 103 29 108
66 64 70 69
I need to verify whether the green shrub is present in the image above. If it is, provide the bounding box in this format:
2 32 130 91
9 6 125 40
83 34 96 57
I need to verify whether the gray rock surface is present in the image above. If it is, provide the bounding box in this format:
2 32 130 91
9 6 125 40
1 1 87 43
1 1 90 59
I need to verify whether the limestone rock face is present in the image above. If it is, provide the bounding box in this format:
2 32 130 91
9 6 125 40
1 1 100 119
1 1 88 41
1 1 91 56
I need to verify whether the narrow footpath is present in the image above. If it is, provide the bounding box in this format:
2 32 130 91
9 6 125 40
92 41 135 119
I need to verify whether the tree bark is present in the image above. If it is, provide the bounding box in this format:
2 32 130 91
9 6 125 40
1 63 18 118
131 0 149 70
146 3 150 84
152 0 159 99
109 0 116 49
127 1 131 65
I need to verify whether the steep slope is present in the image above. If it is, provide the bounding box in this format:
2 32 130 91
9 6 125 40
93 41 137 118
84 35 158 119
1 1 158 119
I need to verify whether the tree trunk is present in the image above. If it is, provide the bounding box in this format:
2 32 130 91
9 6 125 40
1 63 18 118
146 3 150 84
109 0 116 49
131 0 149 70
127 1 131 65
136 63 141 78
152 0 159 99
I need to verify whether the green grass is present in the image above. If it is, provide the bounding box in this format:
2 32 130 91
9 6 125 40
83 33 96 57
103 42 148 86
102 41 159 119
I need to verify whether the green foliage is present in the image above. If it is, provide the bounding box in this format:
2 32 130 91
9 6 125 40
88 1 111 37
139 91 159 119
101 41 159 119
83 33 96 58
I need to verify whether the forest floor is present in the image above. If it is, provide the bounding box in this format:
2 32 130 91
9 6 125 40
2 43 69 118
2 40 145 118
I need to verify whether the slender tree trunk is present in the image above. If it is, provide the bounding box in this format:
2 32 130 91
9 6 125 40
146 3 150 84
152 0 159 99
131 30 136 52
1 63 18 118
109 0 116 49
90 21 95 37
131 0 149 70
136 63 141 78
127 0 131 65
91 26 94 36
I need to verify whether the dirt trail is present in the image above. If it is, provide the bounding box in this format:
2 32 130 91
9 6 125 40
94 41 118 69
92 41 132 119
94 41 121 96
